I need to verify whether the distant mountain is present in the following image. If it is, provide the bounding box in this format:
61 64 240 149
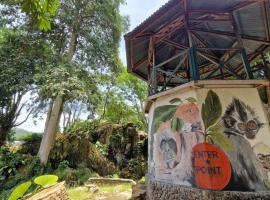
12 128 42 141
13 128 32 135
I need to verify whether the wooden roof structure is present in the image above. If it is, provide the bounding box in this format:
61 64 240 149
124 0 270 95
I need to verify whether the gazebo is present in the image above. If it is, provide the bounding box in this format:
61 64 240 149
125 0 270 95
125 0 270 199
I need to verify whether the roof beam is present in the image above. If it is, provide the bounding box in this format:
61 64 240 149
153 15 185 43
133 2 181 38
263 0 270 41
133 56 148 70
160 38 188 49
190 28 270 45
189 9 230 15
230 0 265 12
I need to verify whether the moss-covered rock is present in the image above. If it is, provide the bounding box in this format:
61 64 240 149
50 131 116 176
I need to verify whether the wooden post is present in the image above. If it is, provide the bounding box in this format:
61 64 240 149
153 51 158 94
231 12 254 79
240 47 254 79
188 47 200 80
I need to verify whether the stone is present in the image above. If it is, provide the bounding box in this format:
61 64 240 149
132 184 147 200
148 180 270 200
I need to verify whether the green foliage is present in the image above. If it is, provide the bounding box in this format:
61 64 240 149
186 97 197 103
0 28 51 144
151 105 178 134
8 174 59 200
26 156 43 177
0 146 25 181
34 175 58 188
201 90 234 150
55 161 94 186
206 125 233 151
95 141 109 156
121 158 147 180
138 176 146 184
20 0 60 31
201 90 222 130
8 181 32 200
19 133 43 142
171 117 184 133
169 98 182 104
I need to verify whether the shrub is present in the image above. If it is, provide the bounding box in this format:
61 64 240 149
0 146 26 181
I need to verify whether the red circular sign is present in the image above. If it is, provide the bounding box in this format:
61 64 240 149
192 143 231 190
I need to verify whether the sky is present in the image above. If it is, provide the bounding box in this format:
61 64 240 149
17 0 168 132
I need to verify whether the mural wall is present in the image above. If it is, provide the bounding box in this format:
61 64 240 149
149 87 270 191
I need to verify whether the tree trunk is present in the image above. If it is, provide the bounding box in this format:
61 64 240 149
38 24 78 164
0 126 12 146
38 95 64 164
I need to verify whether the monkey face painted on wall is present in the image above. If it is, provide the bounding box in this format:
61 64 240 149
221 98 269 191
160 137 178 169
223 98 264 139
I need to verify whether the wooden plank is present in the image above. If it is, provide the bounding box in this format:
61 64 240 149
191 28 270 45
160 38 188 49
230 0 265 12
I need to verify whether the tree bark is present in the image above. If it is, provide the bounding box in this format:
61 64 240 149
0 126 12 146
38 95 63 164
38 25 78 164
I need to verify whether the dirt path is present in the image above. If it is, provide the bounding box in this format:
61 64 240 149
92 190 132 200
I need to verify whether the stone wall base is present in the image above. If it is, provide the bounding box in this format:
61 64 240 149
147 180 270 200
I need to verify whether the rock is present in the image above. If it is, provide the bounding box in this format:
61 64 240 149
25 182 70 200
50 132 116 176
132 184 147 200
86 177 136 185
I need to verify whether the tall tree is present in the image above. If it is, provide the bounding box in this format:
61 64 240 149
117 68 148 130
38 0 128 164
0 29 50 145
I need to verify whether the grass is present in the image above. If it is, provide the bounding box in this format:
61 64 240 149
67 187 93 200
67 183 132 200
99 183 131 193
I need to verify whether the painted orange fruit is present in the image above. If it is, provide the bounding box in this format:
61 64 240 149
175 102 200 124
192 143 231 190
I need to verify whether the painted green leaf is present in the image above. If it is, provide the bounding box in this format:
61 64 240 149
201 90 222 130
171 117 184 133
8 181 32 200
34 175 58 188
169 98 182 104
151 105 178 134
207 125 233 151
186 97 197 103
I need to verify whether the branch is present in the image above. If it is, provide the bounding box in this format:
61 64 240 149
14 108 34 127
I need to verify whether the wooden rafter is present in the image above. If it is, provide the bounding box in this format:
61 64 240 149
263 0 270 41
160 38 188 49
230 0 265 12
152 15 185 43
133 2 181 38
190 28 270 45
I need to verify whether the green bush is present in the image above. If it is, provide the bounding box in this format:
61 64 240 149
0 146 25 181
54 161 95 186
95 141 109 156
20 133 42 142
